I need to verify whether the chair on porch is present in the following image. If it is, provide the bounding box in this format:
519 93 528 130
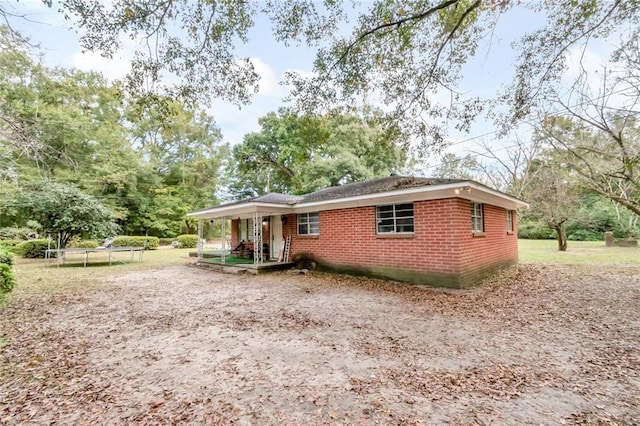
231 241 255 259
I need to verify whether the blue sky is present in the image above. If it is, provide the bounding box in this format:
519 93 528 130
6 1 620 171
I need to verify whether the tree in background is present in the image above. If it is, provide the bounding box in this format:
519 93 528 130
0 28 229 237
227 107 408 197
432 153 482 182
517 150 582 252
3 182 119 248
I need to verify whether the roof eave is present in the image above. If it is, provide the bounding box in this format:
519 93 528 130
187 202 294 219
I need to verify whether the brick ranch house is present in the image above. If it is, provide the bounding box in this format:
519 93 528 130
188 176 529 288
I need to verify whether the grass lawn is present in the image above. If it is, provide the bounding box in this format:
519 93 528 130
518 238 639 265
7 247 192 302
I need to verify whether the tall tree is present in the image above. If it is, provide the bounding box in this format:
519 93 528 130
523 150 582 251
536 38 640 217
0 30 228 237
228 108 408 197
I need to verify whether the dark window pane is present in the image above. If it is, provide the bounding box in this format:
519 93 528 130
395 209 414 217
397 224 414 233
378 225 395 233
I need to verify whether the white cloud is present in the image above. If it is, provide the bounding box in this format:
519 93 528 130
251 57 286 97
70 50 131 81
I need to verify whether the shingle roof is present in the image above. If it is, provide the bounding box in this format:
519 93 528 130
299 175 464 204
197 176 464 212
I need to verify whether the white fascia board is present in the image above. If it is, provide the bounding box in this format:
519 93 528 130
294 181 528 213
187 202 294 220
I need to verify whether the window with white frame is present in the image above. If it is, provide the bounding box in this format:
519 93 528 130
506 210 514 232
298 212 319 235
471 203 484 233
376 203 414 234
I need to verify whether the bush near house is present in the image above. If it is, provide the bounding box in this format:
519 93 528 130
0 249 16 297
0 263 15 296
0 249 14 266
68 240 99 248
15 239 56 259
0 227 37 240
175 234 198 248
112 236 159 250
0 240 21 252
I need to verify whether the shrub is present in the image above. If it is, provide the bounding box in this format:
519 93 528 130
0 227 37 240
0 239 21 252
0 263 15 296
517 222 555 240
568 229 602 241
0 249 14 266
68 240 99 248
16 239 56 258
175 234 198 248
159 238 174 246
112 236 159 250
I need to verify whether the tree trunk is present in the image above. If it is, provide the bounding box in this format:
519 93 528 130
554 223 567 251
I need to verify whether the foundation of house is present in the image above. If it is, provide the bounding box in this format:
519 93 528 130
196 258 295 274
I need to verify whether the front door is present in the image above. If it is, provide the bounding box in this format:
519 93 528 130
270 216 283 259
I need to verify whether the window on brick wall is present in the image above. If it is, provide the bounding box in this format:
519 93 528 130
471 203 484 233
376 203 414 234
506 210 514 232
298 212 319 235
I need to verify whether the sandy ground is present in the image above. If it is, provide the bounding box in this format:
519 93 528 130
1 263 639 425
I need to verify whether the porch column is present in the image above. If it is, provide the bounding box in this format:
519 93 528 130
253 212 263 265
220 217 226 263
197 220 204 261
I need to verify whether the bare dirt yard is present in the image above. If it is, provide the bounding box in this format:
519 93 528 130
1 263 639 425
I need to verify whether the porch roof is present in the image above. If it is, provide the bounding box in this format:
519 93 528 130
188 176 529 220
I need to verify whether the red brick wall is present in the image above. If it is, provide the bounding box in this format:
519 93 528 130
457 201 519 283
283 198 518 287
231 219 239 247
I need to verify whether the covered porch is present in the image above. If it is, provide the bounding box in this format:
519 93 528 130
187 199 295 268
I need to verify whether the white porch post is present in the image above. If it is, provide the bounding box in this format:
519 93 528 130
197 220 204 261
253 212 263 265
220 217 226 263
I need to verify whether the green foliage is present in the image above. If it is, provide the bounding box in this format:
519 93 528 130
0 227 37 240
4 182 119 248
159 238 175 246
15 239 55 259
0 34 228 242
567 229 601 241
0 263 15 296
3 2 638 149
0 249 13 266
68 240 99 248
0 240 21 252
175 234 198 248
517 221 555 240
112 236 159 250
229 107 408 196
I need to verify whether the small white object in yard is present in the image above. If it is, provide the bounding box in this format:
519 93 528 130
171 241 182 248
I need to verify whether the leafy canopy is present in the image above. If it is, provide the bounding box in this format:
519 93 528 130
4 1 637 148
227 107 409 197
